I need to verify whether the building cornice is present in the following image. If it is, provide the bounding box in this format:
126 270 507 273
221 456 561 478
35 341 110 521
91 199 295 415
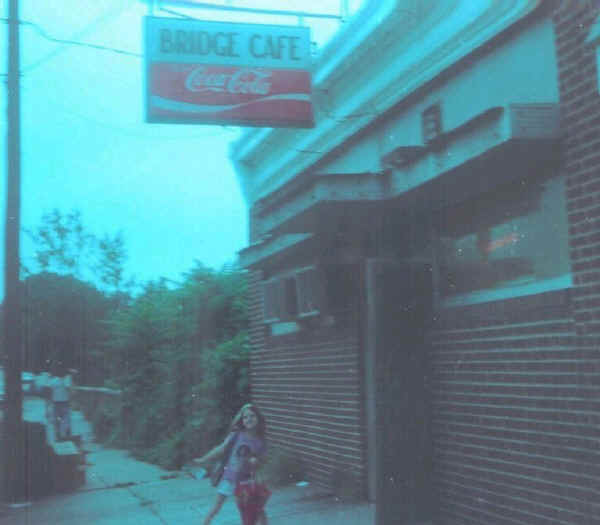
231 0 543 207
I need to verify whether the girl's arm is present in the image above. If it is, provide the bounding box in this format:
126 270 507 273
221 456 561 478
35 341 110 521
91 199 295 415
193 435 230 465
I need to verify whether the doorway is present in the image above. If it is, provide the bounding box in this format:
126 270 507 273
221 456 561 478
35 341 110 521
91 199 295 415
365 258 434 524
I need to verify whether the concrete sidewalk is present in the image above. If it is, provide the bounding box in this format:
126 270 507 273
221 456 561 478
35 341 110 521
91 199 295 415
1 401 374 524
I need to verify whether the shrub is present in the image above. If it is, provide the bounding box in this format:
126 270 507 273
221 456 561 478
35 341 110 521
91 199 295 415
91 405 118 444
86 266 250 471
146 431 185 471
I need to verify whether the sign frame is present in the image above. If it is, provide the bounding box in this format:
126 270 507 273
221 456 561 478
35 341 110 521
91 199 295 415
144 16 315 128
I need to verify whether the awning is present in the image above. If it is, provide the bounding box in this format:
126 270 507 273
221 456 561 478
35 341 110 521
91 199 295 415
238 233 315 269
252 104 560 236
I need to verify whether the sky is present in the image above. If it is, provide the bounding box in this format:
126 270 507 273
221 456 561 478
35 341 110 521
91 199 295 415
0 0 363 298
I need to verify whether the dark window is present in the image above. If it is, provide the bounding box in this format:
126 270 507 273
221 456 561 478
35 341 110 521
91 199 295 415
282 276 298 318
296 267 322 317
262 279 281 323
436 175 570 298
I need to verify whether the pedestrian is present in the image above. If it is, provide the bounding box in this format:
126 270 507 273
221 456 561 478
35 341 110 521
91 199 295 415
194 403 269 525
49 366 72 441
33 370 50 397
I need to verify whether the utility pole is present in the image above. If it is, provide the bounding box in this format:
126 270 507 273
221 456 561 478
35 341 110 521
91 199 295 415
2 0 26 504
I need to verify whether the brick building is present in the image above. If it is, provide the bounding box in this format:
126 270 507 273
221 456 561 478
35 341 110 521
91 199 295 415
231 1 600 523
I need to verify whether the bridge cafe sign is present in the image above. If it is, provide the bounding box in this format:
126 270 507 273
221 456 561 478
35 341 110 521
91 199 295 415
144 17 314 127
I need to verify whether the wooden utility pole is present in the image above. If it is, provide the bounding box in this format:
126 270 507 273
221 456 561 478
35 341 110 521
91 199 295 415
2 0 26 504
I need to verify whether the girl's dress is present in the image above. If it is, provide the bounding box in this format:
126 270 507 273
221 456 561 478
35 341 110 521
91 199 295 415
221 430 269 525
217 430 266 496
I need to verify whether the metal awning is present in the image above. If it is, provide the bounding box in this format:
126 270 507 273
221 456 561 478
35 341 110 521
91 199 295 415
238 233 315 269
252 104 560 236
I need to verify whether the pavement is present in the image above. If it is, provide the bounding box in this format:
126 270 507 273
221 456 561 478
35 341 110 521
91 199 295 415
1 399 375 524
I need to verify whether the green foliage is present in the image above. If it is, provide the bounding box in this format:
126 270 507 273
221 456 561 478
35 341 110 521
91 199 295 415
20 208 251 472
261 447 307 487
22 272 113 383
24 209 92 277
24 208 132 295
91 404 119 444
96 263 250 469
96 232 127 292
17 208 132 382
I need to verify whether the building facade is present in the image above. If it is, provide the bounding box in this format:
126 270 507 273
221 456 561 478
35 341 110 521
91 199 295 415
231 1 600 523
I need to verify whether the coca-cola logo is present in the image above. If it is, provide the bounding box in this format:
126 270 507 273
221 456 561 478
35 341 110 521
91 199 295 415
185 66 272 96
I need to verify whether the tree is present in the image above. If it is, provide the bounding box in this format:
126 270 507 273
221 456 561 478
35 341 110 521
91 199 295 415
99 264 250 469
21 272 112 384
17 209 132 384
24 208 131 295
24 209 92 277
95 232 128 293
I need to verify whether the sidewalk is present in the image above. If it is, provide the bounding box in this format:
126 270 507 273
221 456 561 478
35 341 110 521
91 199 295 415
1 400 375 524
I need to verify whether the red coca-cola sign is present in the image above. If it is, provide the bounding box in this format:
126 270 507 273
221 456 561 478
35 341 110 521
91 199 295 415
144 17 314 128
148 63 314 127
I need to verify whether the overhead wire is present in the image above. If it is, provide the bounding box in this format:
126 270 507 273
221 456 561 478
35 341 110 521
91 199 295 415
0 14 142 79
19 19 142 60
1 2 380 140
40 103 241 140
0 15 242 138
21 0 139 73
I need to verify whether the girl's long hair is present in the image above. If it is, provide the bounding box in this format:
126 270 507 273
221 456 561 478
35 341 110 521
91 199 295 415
230 403 267 439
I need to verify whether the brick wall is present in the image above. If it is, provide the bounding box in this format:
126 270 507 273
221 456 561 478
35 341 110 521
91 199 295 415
430 292 598 524
245 259 366 493
243 3 600 516
555 3 600 522
246 200 366 493
251 313 366 493
247 271 367 492
425 4 600 523
555 1 600 338
247 269 265 374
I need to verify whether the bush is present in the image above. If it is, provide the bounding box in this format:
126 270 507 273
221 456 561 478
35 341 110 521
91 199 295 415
91 405 118 444
86 266 251 472
261 447 306 487
145 431 185 471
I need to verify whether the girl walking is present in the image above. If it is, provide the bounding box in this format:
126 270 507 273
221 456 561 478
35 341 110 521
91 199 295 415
195 403 268 525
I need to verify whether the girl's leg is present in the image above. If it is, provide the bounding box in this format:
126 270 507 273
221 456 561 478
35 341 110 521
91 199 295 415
257 510 268 525
203 493 226 525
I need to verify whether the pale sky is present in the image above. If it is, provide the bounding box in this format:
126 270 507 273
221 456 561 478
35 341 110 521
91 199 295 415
0 0 363 298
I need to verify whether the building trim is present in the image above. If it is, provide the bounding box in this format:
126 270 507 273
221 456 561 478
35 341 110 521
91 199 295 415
231 0 543 206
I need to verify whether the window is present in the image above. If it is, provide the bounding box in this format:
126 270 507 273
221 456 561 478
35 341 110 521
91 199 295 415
282 276 298 319
436 175 571 303
296 267 322 317
262 269 320 324
262 266 343 324
262 279 282 323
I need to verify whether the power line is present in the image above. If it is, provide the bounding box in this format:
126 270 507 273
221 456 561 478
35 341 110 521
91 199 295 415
21 19 142 58
0 17 142 64
158 2 342 20
42 103 240 140
159 6 198 20
21 0 137 73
